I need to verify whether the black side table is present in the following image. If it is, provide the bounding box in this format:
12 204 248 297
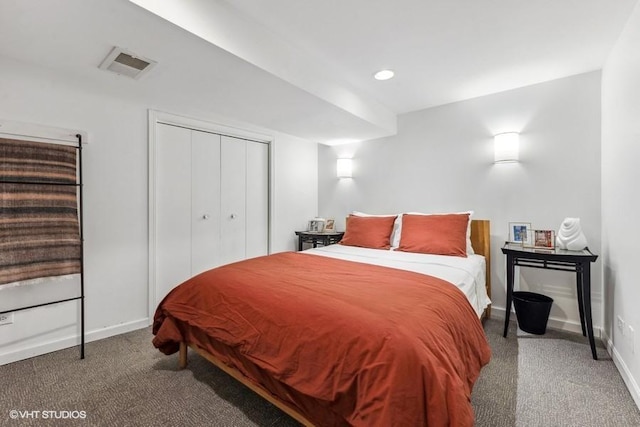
502 243 599 359
295 231 344 251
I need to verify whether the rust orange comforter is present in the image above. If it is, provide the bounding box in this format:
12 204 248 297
153 252 490 426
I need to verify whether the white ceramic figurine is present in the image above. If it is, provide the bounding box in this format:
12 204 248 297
556 217 588 251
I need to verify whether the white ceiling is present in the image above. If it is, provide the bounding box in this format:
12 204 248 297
0 0 637 144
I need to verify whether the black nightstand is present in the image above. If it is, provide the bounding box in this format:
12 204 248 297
295 231 344 251
502 243 599 359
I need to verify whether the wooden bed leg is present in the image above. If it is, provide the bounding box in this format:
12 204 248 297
179 342 188 369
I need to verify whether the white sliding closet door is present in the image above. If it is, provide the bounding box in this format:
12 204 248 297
155 124 192 301
191 131 221 275
220 136 247 266
246 141 269 259
153 121 269 306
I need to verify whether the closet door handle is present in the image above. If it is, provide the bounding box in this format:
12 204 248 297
202 214 210 220
230 213 237 219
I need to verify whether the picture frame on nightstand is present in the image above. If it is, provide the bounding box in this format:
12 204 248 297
532 229 555 250
324 219 335 232
308 219 326 233
508 222 532 246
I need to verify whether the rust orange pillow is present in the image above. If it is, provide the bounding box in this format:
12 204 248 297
397 213 469 257
340 215 397 249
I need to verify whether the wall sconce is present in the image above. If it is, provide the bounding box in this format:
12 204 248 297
494 132 519 163
337 158 353 178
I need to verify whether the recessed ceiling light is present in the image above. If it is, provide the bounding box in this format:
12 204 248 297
373 69 395 81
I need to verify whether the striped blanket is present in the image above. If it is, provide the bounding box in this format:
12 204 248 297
0 137 81 286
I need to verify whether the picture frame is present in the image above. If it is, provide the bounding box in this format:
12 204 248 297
508 222 532 246
324 218 335 232
532 229 555 249
308 219 325 233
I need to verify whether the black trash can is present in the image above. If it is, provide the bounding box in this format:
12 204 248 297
513 291 553 335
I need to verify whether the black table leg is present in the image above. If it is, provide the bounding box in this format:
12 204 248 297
576 269 586 336
581 262 597 360
298 237 303 251
503 254 515 337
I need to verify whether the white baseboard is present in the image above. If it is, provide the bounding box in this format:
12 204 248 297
0 317 149 366
603 329 640 410
490 306 603 339
493 306 639 412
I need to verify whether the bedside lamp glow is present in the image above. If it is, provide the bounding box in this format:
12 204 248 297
337 158 353 178
494 132 519 163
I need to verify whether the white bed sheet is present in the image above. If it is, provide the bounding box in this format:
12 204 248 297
305 244 491 317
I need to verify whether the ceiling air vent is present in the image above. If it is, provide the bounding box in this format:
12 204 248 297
99 47 157 79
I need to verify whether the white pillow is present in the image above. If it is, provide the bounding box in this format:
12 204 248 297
393 211 475 255
351 211 401 249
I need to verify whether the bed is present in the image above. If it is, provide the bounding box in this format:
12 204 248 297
153 215 492 426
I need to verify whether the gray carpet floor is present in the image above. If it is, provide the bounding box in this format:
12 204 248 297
1 319 638 426
516 336 637 427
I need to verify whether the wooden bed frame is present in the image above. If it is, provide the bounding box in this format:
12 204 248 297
178 219 491 426
471 219 491 319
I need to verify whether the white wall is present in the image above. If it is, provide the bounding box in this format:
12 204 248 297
271 135 319 252
602 1 640 407
0 56 318 364
319 71 602 335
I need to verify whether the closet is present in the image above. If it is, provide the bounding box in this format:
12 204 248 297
152 122 269 306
